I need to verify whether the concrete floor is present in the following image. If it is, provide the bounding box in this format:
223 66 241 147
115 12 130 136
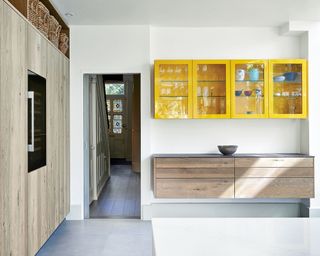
37 219 152 256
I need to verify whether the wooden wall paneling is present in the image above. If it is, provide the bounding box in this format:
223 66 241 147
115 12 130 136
58 52 66 221
27 24 47 77
47 43 60 232
27 166 49 256
0 2 27 255
26 21 50 256
65 57 70 215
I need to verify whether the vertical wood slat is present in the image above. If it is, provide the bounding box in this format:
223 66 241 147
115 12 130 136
0 1 27 255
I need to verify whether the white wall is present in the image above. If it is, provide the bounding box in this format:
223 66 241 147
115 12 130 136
68 25 308 220
150 28 302 156
68 25 151 219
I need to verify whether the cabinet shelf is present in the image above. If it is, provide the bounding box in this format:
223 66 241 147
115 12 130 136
235 95 264 98
197 80 226 83
159 96 188 98
273 81 302 84
160 80 188 83
198 96 226 98
236 80 264 83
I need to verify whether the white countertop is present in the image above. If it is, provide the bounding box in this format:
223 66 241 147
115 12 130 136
152 218 320 256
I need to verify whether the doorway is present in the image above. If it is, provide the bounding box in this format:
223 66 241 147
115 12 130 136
85 73 141 219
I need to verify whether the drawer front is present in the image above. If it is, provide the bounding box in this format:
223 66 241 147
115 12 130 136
235 158 313 168
235 178 314 198
155 158 234 169
156 168 234 179
235 167 314 178
155 179 234 198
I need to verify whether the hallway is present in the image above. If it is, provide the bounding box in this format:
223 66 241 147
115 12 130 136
90 165 141 218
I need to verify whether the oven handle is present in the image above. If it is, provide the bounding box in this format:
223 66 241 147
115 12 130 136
28 91 35 152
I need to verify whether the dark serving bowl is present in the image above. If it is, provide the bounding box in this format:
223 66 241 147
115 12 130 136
218 145 238 155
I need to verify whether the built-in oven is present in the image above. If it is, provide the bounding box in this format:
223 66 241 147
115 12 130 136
28 70 46 172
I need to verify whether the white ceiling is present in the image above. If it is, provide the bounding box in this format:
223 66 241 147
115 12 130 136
51 0 320 27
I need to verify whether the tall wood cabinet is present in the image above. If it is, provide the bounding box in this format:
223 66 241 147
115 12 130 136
0 1 70 255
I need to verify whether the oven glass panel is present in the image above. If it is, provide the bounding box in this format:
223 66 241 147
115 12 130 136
28 70 46 172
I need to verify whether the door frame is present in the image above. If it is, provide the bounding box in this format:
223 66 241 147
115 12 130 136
83 72 141 219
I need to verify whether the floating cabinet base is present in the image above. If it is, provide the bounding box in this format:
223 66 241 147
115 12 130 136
153 155 314 199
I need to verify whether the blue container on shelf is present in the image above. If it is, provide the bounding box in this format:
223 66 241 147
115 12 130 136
249 68 259 81
235 90 242 96
283 72 297 81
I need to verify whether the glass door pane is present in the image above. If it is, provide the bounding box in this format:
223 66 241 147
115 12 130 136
270 61 307 118
231 60 268 118
154 60 193 119
193 61 230 118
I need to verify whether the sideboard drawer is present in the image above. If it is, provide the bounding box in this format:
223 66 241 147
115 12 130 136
235 178 314 198
235 158 313 168
154 158 234 169
156 168 234 179
235 167 314 178
155 179 234 198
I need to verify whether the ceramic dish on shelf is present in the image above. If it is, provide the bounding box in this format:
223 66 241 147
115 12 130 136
244 90 252 96
283 72 297 81
235 90 243 96
273 75 285 82
218 145 238 155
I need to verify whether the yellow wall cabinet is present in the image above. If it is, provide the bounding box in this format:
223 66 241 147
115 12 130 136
231 60 269 118
193 60 231 118
269 59 308 118
154 60 193 119
154 59 308 119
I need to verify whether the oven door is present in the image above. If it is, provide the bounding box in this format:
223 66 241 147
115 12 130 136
28 71 46 172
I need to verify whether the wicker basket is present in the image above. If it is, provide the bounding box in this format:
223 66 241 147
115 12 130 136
37 2 49 37
59 33 69 55
27 0 39 27
48 15 62 47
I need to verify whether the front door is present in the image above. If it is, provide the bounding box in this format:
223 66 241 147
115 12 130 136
105 82 128 159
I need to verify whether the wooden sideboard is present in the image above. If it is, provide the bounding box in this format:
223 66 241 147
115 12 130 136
153 154 314 199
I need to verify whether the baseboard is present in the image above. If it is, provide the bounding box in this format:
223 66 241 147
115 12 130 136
142 203 303 220
67 204 83 220
309 207 320 217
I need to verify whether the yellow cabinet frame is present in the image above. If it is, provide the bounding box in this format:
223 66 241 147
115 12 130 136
269 59 308 119
154 60 193 119
154 59 308 119
192 60 231 118
231 60 269 118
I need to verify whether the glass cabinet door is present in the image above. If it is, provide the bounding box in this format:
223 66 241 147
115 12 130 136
231 60 268 118
193 60 230 118
269 60 307 118
154 60 193 119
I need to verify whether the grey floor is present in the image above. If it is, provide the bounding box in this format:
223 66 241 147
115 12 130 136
37 219 153 256
90 165 141 218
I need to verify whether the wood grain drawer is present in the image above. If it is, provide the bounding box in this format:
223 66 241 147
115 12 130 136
156 168 234 179
235 158 313 168
235 167 314 178
235 178 314 198
154 158 234 169
155 179 234 198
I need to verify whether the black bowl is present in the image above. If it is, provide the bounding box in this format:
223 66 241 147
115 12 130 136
218 145 238 155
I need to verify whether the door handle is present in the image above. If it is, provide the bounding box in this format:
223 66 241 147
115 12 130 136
28 91 35 152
